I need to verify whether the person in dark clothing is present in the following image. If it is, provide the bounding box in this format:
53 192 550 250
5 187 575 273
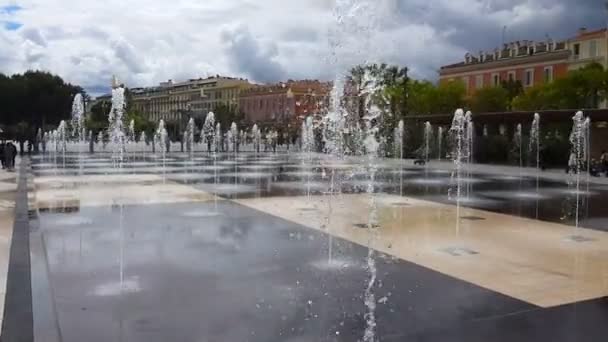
601 150 608 175
0 143 5 169
9 143 17 169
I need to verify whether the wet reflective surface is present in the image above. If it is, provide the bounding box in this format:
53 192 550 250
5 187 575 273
26 152 608 341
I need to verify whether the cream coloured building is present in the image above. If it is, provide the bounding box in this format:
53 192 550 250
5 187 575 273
567 27 608 71
131 76 253 123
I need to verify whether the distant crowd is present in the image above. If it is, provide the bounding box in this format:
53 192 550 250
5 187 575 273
0 142 18 171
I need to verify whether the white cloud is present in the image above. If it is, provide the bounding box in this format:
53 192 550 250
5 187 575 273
0 0 604 95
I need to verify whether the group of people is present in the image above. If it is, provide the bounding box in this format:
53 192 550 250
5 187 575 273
0 142 18 171
576 150 608 176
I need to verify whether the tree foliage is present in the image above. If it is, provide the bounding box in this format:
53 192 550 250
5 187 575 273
214 103 244 130
407 80 466 114
0 70 84 141
470 86 510 113
513 62 608 111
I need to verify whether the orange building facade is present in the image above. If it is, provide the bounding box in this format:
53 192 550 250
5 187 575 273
239 80 331 125
439 27 608 98
439 41 570 96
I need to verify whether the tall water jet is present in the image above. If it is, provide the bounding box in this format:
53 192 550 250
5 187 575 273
514 123 523 169
437 126 444 161
139 131 147 160
203 112 216 153
301 116 315 200
569 111 590 227
252 124 261 153
157 119 168 183
393 120 404 159
57 121 67 169
230 122 238 154
71 94 86 173
449 109 471 229
359 68 386 342
529 114 540 169
394 120 404 195
42 131 48 154
128 120 135 142
186 117 195 161
88 130 93 153
423 121 432 163
215 123 221 153
108 84 126 168
529 113 541 218
465 111 474 165
97 131 104 151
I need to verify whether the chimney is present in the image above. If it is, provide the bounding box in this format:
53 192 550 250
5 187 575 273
578 27 587 36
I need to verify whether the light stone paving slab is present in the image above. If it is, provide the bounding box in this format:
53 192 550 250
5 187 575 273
0 165 19 330
235 193 608 308
32 174 217 209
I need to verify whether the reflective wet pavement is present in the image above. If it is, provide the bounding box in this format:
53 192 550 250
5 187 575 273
15 153 608 341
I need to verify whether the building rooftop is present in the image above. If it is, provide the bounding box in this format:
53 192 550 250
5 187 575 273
240 80 332 96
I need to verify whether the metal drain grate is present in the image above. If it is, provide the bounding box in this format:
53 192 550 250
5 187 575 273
298 208 318 212
391 202 410 207
460 216 486 221
353 223 380 229
566 235 597 243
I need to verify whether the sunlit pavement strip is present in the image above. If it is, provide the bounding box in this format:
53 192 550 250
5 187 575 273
31 174 217 209
236 193 608 308
0 167 19 329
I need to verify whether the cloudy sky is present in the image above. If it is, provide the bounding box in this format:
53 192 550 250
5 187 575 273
0 0 606 95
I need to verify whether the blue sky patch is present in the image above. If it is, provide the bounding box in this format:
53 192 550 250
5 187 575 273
3 21 22 30
1 5 22 15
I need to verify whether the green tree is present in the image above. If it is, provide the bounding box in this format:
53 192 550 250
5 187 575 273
407 80 437 115
0 71 84 142
214 103 243 130
470 86 509 113
435 81 467 114
512 62 608 111
500 79 524 110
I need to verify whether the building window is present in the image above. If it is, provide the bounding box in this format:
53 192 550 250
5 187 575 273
475 75 483 89
544 66 553 83
462 76 470 91
524 69 534 87
590 40 597 58
507 71 516 82
573 43 580 58
492 73 500 86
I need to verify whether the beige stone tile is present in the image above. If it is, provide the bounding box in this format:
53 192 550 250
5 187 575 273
236 194 608 308
0 170 17 328
32 174 216 209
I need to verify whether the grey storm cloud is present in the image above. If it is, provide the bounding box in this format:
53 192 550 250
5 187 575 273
21 28 46 47
222 26 286 83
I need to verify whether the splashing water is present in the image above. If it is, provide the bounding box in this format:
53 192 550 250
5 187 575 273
203 112 216 153
514 123 523 169
449 109 473 230
108 86 126 167
230 122 238 154
57 120 67 169
71 94 85 173
569 111 591 227
157 119 168 182
424 121 433 163
186 117 195 155
437 126 444 161
71 94 85 143
215 123 221 153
